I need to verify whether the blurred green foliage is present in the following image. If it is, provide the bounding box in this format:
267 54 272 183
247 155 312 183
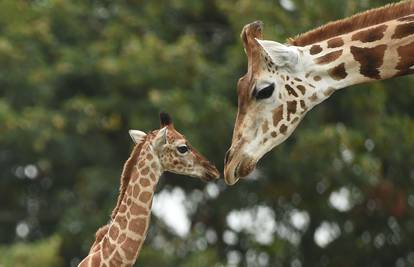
0 235 63 267
1 0 414 266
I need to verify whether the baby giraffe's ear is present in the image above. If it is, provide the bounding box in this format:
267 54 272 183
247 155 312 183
152 127 168 149
129 130 147 144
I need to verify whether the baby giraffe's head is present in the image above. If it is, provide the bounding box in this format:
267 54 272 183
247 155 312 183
129 112 220 182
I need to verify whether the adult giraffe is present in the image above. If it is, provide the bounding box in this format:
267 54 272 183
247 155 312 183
224 1 414 185
78 112 219 267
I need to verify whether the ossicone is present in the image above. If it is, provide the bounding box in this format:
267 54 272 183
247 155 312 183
159 111 173 127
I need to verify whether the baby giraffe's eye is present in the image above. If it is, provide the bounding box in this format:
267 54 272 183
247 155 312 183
177 145 189 154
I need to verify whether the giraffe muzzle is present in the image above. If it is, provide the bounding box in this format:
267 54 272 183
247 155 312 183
224 147 256 185
201 162 220 182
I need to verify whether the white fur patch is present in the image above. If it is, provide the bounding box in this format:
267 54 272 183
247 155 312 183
255 38 299 67
129 129 147 144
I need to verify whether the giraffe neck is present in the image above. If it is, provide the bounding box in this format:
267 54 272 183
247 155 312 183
300 15 414 102
79 142 162 267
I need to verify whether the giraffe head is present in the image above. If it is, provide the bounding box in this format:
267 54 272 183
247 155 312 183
224 21 319 185
130 112 220 182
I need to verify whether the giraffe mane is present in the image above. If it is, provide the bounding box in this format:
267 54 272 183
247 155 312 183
88 224 109 253
89 135 148 250
111 135 147 219
289 0 414 47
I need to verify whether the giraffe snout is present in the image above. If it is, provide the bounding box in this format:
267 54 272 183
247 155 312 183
201 163 220 182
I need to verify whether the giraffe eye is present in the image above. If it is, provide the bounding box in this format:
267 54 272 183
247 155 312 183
177 145 189 154
254 83 275 100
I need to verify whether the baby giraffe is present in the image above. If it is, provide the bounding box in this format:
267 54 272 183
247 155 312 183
78 112 220 267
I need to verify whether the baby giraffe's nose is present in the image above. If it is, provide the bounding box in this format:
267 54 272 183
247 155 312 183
202 162 220 182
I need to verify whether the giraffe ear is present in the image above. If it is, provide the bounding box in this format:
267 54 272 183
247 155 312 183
152 127 168 149
255 39 298 67
129 130 147 144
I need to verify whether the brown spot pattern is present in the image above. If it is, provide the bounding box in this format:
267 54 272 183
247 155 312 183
121 237 139 260
271 131 277 137
315 50 343 64
350 45 386 79
297 85 306 95
310 45 323 55
91 253 101 267
287 101 297 121
328 63 348 80
139 192 152 203
309 93 318 102
133 185 140 197
130 202 148 215
139 178 151 187
117 215 128 230
279 124 287 134
272 106 283 127
327 37 344 48
285 84 298 97
129 217 147 235
109 226 119 241
351 24 387 43
141 167 149 176
119 204 127 213
392 22 414 39
395 41 414 76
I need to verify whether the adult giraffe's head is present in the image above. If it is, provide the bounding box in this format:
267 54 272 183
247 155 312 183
224 21 325 185
224 2 414 185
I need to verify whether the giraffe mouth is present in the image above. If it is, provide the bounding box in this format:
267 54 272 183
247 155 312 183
201 163 220 182
224 156 256 185
224 138 257 185
238 158 256 178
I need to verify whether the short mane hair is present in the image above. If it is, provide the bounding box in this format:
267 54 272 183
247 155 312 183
290 0 414 47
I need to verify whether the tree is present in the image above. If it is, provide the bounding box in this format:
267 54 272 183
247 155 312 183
1 0 413 266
